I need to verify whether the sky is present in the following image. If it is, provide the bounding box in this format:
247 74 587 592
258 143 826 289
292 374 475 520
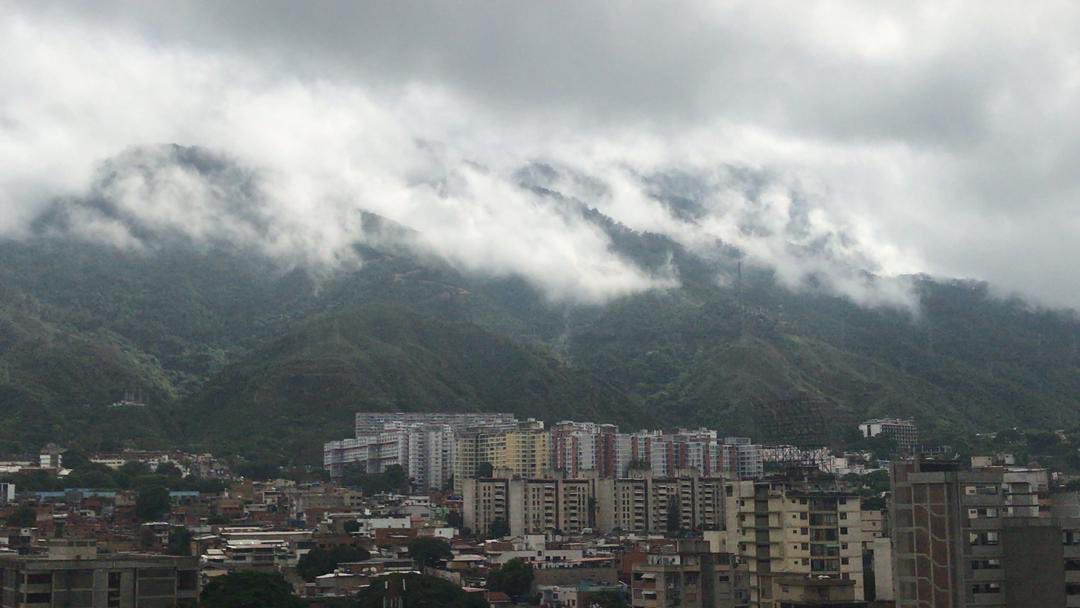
3 1 1080 309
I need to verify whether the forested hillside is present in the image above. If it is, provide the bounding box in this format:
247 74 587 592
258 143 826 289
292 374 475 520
2 151 1079 464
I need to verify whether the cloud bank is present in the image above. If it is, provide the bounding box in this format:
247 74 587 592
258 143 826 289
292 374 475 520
4 2 1079 309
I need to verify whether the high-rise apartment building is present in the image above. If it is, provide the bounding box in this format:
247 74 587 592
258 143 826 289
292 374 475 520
0 540 200 608
858 418 919 454
630 540 749 608
463 475 597 537
353 412 517 435
550 421 618 478
889 458 1066 608
725 478 864 608
593 471 726 534
326 412 518 489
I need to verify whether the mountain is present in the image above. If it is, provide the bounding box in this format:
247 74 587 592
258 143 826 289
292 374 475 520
2 147 1080 464
179 304 650 464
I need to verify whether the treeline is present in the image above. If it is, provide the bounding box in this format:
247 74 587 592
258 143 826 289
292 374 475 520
2 456 226 493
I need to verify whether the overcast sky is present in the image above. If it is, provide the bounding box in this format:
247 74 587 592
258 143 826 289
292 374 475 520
3 1 1080 309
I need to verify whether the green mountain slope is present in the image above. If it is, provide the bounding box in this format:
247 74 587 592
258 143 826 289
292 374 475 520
178 304 650 463
2 149 1080 463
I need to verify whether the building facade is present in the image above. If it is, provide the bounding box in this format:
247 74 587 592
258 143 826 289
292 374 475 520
630 540 749 608
889 458 1069 608
725 479 864 608
0 541 199 608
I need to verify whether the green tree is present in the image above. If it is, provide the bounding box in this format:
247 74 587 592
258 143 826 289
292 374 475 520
476 462 494 477
120 461 150 477
354 573 488 608
60 449 89 469
167 527 193 556
296 546 370 582
6 505 36 527
342 464 410 494
407 537 452 568
200 572 304 608
583 591 629 608
66 463 117 489
155 462 183 478
446 510 464 529
135 485 171 521
487 558 534 599
489 516 510 539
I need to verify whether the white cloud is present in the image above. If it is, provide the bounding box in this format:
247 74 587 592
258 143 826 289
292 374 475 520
4 2 1078 309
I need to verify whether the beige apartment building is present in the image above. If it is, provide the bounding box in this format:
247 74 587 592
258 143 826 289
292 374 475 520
725 478 864 608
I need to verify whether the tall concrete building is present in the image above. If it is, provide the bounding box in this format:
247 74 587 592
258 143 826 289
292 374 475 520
463 475 597 537
326 412 519 489
462 477 510 537
593 471 725 534
323 423 454 489
630 540 749 608
725 478 864 608
353 412 517 435
550 421 618 478
0 539 200 608
889 458 1066 608
858 418 918 454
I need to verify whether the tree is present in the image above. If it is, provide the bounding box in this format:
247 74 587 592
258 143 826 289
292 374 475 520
200 572 304 608
155 462 183 478
60 449 89 469
135 485 171 521
6 505 36 527
343 519 360 534
120 461 151 477
489 516 510 539
476 462 494 478
354 573 488 608
342 464 410 495
167 527 193 556
446 510 464 529
487 558 534 599
583 590 629 608
407 537 452 568
138 527 158 549
296 546 370 582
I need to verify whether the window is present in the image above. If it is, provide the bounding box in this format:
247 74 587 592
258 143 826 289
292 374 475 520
972 583 1001 594
841 557 849 565
800 528 808 535
840 527 848 535
840 512 847 519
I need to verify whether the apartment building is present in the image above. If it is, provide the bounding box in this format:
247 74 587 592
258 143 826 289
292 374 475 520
858 418 918 454
0 539 199 608
353 412 517 436
593 471 727 534
324 420 465 488
326 412 520 489
501 420 551 479
630 540 749 608
550 421 618 478
462 478 510 538
725 478 864 608
889 458 1066 608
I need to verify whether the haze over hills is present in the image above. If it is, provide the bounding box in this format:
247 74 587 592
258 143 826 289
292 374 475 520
1 146 1079 464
